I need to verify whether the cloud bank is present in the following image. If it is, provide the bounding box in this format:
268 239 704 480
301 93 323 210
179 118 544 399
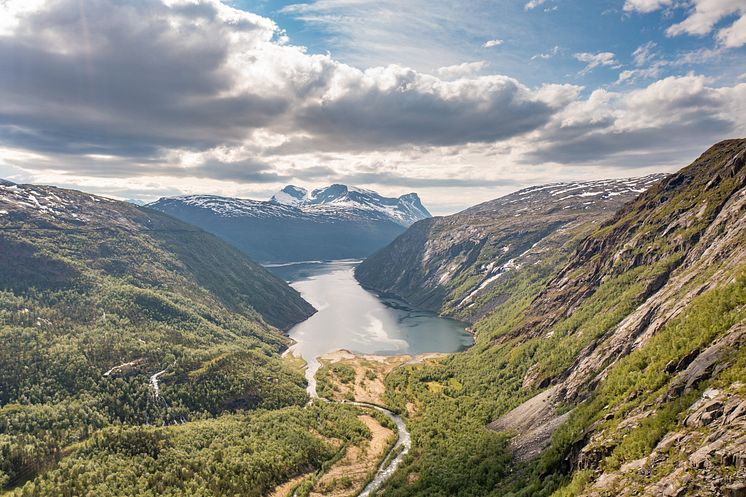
0 0 744 213
625 0 746 48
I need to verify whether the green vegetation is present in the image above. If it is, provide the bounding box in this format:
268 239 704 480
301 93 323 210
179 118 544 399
0 270 311 490
378 263 745 497
0 186 328 493
3 140 745 496
5 403 369 497
372 141 746 496
332 364 356 384
378 256 565 497
542 271 746 489
317 363 358 399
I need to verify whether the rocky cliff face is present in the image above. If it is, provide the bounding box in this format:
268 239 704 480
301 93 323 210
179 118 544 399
355 175 664 322
484 139 746 495
364 139 746 497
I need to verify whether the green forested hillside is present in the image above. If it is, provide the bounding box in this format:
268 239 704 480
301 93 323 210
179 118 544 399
0 183 340 494
4 403 370 497
371 139 746 496
0 185 314 330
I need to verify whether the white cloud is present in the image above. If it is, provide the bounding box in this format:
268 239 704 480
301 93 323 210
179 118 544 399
531 45 560 60
437 61 489 78
0 0 46 35
292 67 559 149
0 1 564 163
623 0 672 13
671 46 726 65
526 74 746 165
633 41 658 66
626 0 746 48
482 39 504 48
525 0 547 10
617 42 665 84
616 64 665 84
715 9 746 47
574 52 621 75
279 0 502 70
0 0 744 212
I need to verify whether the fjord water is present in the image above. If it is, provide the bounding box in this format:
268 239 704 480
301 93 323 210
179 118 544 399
269 260 473 394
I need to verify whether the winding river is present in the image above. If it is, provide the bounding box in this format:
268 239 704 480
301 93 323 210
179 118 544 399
268 260 472 496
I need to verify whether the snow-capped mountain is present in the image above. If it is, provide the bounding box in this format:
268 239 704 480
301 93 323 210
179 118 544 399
0 179 119 224
462 174 666 215
147 185 432 263
270 184 430 227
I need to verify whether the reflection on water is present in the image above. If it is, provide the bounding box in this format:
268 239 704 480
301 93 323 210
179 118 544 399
269 260 473 395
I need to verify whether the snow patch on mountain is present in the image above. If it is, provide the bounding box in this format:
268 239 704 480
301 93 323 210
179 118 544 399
465 174 667 215
154 184 431 227
270 184 431 227
271 185 308 206
157 195 302 220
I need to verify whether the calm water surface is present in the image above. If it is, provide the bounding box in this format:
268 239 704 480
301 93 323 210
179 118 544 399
268 260 473 395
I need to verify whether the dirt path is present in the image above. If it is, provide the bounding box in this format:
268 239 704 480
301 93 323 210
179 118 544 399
267 473 312 497
309 414 395 497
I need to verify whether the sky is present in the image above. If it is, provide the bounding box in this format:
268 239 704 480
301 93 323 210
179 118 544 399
0 0 745 214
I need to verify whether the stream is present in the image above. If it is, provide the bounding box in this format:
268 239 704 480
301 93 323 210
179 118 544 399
351 402 411 497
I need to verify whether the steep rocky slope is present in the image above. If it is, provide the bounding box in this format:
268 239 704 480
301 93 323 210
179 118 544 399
372 139 746 497
492 138 746 495
356 175 664 322
149 184 430 263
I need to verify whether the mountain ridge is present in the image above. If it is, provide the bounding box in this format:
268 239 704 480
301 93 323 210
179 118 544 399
270 183 430 227
148 184 431 263
355 174 666 323
0 181 314 329
360 139 746 497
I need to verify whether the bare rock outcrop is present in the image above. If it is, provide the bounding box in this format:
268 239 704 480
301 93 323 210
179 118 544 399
576 386 746 497
488 140 746 467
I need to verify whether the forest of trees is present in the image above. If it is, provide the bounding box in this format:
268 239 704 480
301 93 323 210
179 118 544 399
0 190 366 495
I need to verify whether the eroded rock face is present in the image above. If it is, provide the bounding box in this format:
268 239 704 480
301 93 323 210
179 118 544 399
485 140 746 488
486 386 572 462
515 141 746 345
663 335 738 399
577 386 746 497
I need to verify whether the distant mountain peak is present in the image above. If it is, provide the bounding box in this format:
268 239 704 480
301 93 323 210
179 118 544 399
271 185 308 205
269 184 430 226
148 184 431 263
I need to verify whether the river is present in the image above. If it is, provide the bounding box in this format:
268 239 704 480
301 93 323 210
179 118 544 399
268 260 470 496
